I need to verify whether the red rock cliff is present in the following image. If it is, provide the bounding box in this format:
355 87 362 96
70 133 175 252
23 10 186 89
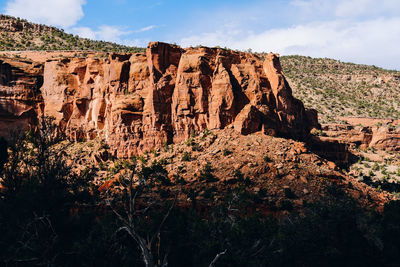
0 42 319 157
0 56 43 138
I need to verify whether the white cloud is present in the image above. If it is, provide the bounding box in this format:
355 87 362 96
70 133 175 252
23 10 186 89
290 0 400 19
95 25 131 43
70 25 148 47
70 27 96 39
335 0 400 17
135 25 156 33
71 25 131 43
71 24 156 42
5 0 85 28
175 0 400 69
123 39 148 47
180 17 400 70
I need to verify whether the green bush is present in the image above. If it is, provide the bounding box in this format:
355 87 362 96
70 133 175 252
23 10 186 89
199 162 218 182
181 151 192 162
223 148 232 156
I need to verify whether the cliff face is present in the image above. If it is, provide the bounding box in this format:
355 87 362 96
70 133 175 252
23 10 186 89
0 56 43 138
1 42 319 157
321 122 400 152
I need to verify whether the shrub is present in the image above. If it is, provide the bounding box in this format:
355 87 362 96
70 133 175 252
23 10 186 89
137 155 147 164
279 199 293 211
181 151 191 162
372 162 379 171
0 137 7 173
199 162 218 182
223 148 232 156
264 155 272 162
284 188 297 199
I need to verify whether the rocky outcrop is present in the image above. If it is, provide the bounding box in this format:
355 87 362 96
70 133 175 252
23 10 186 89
0 15 53 33
369 127 400 151
0 56 43 138
0 42 319 157
321 123 400 152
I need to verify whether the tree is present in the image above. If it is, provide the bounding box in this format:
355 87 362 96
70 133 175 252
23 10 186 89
105 160 176 267
0 116 95 265
0 137 8 174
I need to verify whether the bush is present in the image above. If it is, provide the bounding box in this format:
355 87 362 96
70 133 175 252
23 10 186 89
223 148 232 156
284 188 297 199
199 162 218 182
264 155 272 162
0 118 96 265
0 137 7 173
181 151 192 162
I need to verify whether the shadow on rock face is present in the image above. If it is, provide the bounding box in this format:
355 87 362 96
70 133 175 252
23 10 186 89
304 136 358 169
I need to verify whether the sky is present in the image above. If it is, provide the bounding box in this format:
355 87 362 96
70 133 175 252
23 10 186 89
1 0 400 70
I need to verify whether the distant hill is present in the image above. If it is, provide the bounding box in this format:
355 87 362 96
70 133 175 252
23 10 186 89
0 14 144 53
280 55 400 123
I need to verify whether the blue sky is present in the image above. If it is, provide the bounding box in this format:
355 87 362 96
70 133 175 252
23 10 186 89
2 0 400 70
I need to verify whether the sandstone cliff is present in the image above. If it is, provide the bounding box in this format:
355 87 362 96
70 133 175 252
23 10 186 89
0 42 319 157
321 121 400 152
0 56 42 138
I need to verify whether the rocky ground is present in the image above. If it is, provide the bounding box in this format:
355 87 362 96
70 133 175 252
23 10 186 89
318 117 400 198
61 127 392 213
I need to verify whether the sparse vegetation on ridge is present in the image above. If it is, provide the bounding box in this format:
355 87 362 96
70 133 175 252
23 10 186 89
0 14 144 52
281 55 400 123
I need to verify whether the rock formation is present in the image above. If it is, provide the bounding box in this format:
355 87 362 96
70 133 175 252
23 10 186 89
0 42 319 157
0 56 43 138
321 123 400 152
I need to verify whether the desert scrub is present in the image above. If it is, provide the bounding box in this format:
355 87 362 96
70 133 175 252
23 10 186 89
264 155 272 163
284 188 297 199
223 148 232 156
199 162 218 182
181 151 192 162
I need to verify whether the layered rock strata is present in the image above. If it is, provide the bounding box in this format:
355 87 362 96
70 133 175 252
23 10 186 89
0 56 43 138
321 124 400 152
0 42 319 157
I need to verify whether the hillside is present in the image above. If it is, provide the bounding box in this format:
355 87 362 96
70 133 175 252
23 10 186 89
281 55 400 123
0 14 144 52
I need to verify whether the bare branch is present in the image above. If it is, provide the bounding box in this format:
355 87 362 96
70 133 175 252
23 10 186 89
161 252 169 267
149 194 177 247
106 193 130 227
209 249 227 267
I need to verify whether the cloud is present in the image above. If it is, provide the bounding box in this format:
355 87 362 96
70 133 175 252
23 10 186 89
70 25 148 47
135 25 156 33
95 25 132 43
71 25 130 43
70 27 96 39
334 0 400 18
175 0 400 69
4 0 85 28
148 1 163 9
179 17 400 70
290 0 400 19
